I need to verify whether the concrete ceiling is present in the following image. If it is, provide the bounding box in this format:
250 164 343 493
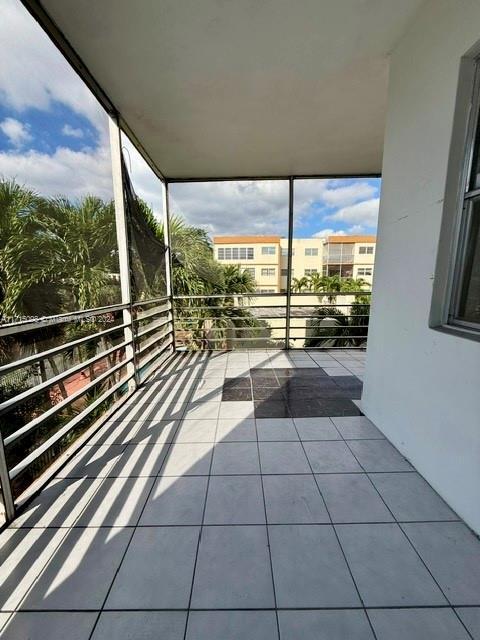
36 0 424 179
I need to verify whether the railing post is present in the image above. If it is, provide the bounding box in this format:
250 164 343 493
163 182 176 352
0 433 15 523
285 177 294 350
109 116 138 390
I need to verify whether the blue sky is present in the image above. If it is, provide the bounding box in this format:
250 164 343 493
0 0 380 238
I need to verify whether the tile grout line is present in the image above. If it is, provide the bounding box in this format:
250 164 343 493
289 414 380 640
338 422 476 639
253 370 282 640
85 349 208 639
181 408 220 640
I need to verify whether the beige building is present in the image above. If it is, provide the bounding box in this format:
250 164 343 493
213 234 376 292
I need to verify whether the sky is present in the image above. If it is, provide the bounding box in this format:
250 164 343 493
0 0 380 239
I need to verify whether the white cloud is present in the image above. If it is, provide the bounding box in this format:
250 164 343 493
62 124 84 138
0 117 32 148
169 180 289 236
0 145 113 201
312 228 346 238
325 198 379 228
0 0 109 143
322 182 376 207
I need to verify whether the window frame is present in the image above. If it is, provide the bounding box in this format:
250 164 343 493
431 51 480 341
261 246 276 255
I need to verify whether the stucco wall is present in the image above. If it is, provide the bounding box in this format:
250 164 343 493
363 0 480 533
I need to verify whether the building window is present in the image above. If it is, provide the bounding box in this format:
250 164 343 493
281 247 288 256
258 288 275 293
357 267 373 276
261 267 275 277
359 246 374 255
261 246 276 255
281 268 290 276
446 61 480 331
305 247 319 256
304 268 318 276
217 246 254 260
243 267 255 277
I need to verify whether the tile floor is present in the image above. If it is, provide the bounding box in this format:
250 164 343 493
1 350 479 640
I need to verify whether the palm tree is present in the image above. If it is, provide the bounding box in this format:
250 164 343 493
291 276 310 292
1 182 120 317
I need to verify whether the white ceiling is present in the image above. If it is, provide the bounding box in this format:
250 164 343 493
38 0 424 179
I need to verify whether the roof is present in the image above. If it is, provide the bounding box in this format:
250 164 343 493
34 0 424 179
328 235 377 244
213 236 281 244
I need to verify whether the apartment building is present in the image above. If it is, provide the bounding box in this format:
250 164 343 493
213 234 376 292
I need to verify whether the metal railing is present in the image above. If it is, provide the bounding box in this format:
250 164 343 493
0 297 174 524
173 291 371 351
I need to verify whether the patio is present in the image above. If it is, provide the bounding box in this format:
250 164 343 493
0 349 479 639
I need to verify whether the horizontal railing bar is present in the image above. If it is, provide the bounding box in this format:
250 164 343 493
138 349 173 381
137 336 173 368
174 292 371 299
188 336 284 342
0 339 130 417
174 304 369 311
292 346 366 350
134 304 170 322
131 296 169 308
136 329 173 356
291 335 369 340
0 303 129 337
177 326 288 333
9 373 133 481
173 293 285 299
0 322 129 377
4 357 132 447
175 304 288 317
135 317 172 339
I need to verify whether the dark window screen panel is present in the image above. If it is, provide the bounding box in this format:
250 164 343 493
457 200 480 324
122 156 167 301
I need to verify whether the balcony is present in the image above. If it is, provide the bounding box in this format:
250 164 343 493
1 0 480 638
1 348 479 639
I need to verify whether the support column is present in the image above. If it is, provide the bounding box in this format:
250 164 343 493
285 177 294 349
162 182 176 352
0 434 15 523
108 116 138 390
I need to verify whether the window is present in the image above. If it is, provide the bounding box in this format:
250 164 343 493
305 247 319 256
261 246 276 255
357 267 373 276
258 288 275 293
359 246 374 255
449 63 480 329
304 268 318 276
261 268 275 277
281 247 288 256
243 267 255 277
217 246 254 260
281 268 290 276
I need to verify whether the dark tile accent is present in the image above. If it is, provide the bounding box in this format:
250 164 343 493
287 402 327 418
254 401 292 418
274 368 327 378
253 388 286 401
334 376 363 389
252 377 281 387
224 378 252 390
288 399 362 418
222 388 253 401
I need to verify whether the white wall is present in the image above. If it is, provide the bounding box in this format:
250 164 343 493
363 0 480 533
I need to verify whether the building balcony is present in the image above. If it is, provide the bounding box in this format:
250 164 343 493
2 348 479 639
